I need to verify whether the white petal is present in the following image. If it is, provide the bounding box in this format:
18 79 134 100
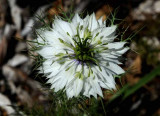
66 85 74 98
107 42 127 49
37 46 54 58
83 80 91 97
48 61 71 78
89 88 97 98
83 15 89 27
100 58 122 65
102 36 117 43
100 25 117 37
117 47 129 54
93 66 115 88
48 75 60 85
75 64 82 72
73 78 83 96
83 65 90 77
98 16 103 26
99 81 109 89
72 13 82 25
53 19 75 44
88 13 99 31
107 62 125 74
99 53 118 58
54 75 68 91
91 77 103 97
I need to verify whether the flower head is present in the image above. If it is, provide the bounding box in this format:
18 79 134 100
35 13 129 98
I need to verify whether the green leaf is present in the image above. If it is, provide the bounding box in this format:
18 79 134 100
109 65 160 102
123 64 160 99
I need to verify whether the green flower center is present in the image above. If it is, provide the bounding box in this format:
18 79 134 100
73 39 94 62
71 25 100 64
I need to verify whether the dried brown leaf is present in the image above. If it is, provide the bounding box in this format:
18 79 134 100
0 37 7 65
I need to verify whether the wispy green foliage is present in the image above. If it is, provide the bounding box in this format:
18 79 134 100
21 90 106 116
58 5 75 22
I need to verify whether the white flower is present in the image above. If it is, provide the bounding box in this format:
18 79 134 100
35 13 129 99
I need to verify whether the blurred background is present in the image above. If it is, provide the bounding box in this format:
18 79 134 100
0 0 160 116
